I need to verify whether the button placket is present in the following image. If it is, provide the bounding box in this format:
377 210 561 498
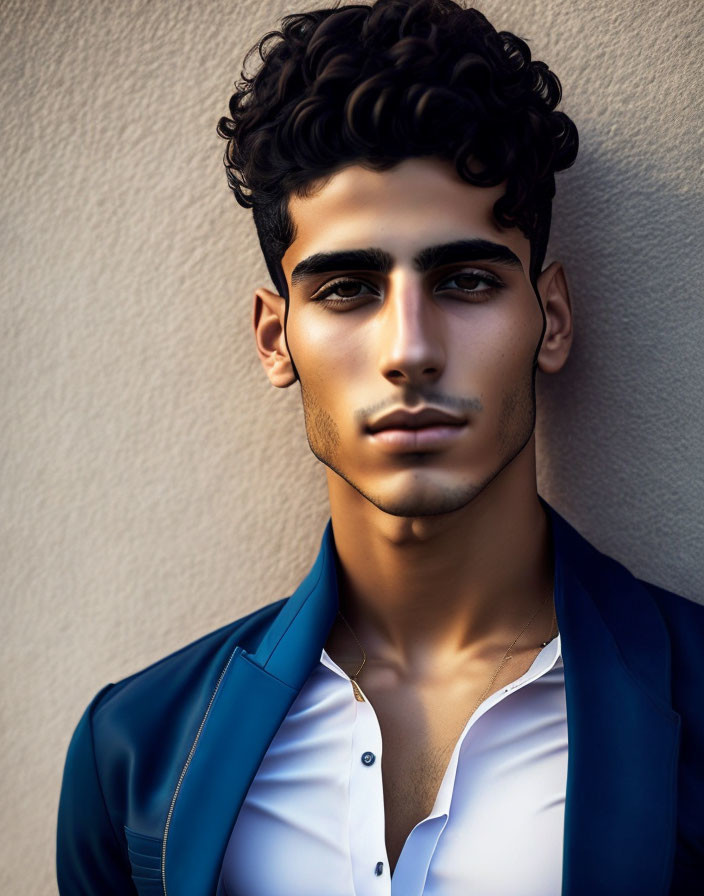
391 813 448 896
349 690 389 895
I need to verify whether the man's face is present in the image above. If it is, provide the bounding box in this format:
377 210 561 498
277 157 550 518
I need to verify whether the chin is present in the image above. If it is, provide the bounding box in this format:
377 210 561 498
352 473 489 518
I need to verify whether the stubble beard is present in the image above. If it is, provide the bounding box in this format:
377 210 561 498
299 366 537 519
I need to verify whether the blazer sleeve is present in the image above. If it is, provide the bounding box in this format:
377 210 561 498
56 685 138 896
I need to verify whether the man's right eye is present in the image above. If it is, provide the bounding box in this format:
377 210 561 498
311 278 378 306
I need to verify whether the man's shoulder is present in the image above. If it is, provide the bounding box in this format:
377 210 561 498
629 575 704 708
636 576 704 642
552 501 703 634
88 597 288 736
58 597 293 858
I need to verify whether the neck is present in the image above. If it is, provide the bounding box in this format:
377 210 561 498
326 438 554 673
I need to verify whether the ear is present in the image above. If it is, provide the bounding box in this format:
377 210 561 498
535 261 573 374
252 286 298 388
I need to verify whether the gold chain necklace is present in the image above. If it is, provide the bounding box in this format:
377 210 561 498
336 591 557 708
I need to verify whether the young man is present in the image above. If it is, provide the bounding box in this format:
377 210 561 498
57 1 704 894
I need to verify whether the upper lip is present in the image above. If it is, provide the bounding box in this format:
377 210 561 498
366 406 466 434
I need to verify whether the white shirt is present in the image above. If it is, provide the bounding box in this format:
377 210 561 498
218 633 567 896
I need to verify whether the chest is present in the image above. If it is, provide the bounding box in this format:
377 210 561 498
373 699 467 872
221 648 568 895
359 649 544 872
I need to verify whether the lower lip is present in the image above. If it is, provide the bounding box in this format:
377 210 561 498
367 424 466 450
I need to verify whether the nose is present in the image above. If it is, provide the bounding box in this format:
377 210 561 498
376 273 446 386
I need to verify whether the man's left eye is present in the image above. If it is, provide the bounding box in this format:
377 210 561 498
438 272 502 295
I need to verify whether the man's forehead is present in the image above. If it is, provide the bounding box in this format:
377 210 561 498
282 158 530 278
288 158 505 223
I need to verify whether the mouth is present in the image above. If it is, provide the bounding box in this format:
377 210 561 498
365 422 467 452
366 405 466 434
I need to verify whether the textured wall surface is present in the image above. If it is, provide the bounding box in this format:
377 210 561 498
2 0 702 891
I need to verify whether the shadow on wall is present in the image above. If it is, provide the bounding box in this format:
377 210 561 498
536 141 703 600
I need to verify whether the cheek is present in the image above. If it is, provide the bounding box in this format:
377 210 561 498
294 321 358 430
291 311 363 381
304 391 342 450
479 311 539 447
496 373 534 449
455 306 539 387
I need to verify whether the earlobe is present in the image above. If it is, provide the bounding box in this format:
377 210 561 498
252 287 298 388
536 262 574 375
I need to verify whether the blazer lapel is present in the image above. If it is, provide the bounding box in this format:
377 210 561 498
547 503 681 896
162 521 339 896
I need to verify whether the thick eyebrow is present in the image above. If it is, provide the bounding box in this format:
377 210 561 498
289 239 523 287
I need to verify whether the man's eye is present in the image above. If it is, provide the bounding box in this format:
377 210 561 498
437 272 503 297
311 279 377 305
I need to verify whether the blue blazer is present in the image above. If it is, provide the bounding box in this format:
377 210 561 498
57 500 704 896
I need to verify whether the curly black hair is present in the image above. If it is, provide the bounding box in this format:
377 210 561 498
217 0 578 300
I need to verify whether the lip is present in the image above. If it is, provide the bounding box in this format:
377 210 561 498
366 406 466 434
367 423 467 452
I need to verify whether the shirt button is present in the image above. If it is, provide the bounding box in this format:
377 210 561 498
361 751 376 766
375 861 384 875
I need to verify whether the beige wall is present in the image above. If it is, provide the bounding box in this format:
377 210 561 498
2 0 702 890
